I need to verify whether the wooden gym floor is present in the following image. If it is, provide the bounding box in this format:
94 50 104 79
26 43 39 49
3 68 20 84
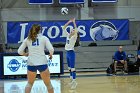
0 72 140 93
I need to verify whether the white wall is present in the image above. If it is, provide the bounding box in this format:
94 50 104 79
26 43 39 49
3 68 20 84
1 7 79 21
1 0 140 21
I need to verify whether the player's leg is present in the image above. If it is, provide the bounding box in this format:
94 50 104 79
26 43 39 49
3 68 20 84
70 51 76 81
25 66 37 93
114 61 117 74
69 50 77 89
123 60 128 72
66 51 73 80
39 65 54 93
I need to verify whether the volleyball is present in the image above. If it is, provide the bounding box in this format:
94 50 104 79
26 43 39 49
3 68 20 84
61 7 68 15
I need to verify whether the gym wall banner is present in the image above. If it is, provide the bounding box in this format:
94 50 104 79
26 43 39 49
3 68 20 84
3 53 63 76
7 19 129 43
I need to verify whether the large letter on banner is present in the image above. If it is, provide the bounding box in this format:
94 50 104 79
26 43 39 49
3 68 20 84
7 19 129 43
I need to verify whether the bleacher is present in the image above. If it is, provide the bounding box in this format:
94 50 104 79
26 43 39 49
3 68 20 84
5 40 137 72
55 40 137 72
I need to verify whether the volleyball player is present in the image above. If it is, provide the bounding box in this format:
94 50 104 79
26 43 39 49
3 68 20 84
18 24 54 93
63 18 78 89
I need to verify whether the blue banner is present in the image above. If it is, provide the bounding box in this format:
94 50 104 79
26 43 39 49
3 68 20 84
7 19 129 43
59 0 84 4
28 0 53 4
92 0 117 3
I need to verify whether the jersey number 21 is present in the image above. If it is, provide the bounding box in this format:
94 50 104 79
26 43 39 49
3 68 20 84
32 39 39 46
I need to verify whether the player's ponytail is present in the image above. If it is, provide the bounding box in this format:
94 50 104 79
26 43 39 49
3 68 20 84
75 33 80 47
28 24 41 42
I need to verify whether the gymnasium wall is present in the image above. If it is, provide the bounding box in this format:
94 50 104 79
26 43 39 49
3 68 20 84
1 0 140 21
0 0 140 71
0 0 140 44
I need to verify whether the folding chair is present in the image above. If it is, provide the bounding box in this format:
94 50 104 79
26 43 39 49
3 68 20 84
127 54 136 63
127 54 137 73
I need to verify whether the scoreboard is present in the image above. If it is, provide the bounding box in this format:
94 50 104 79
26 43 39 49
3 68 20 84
28 0 53 4
28 0 117 4
59 0 85 4
92 0 117 3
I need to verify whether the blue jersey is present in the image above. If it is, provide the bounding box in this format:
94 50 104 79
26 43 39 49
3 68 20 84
137 50 140 55
114 51 126 61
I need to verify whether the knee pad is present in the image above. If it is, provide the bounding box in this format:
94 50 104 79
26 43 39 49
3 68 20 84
46 82 53 90
68 67 71 70
71 68 76 72
69 69 71 72
26 83 33 88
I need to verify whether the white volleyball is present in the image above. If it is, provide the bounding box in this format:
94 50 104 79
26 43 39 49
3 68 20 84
61 7 68 15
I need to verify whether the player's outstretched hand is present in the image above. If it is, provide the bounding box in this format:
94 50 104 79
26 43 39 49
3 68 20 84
72 18 75 22
49 54 53 59
24 52 28 57
68 19 73 23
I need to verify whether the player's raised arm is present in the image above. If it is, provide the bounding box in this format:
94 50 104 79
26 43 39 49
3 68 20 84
72 18 78 34
63 19 73 30
73 18 77 29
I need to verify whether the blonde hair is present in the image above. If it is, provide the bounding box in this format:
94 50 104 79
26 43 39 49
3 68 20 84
28 24 41 42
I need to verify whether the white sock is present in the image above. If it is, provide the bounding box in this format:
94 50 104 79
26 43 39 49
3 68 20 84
72 79 76 82
70 76 73 79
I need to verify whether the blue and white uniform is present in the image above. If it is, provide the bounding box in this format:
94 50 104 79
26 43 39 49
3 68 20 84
65 28 78 80
18 33 54 72
65 30 77 51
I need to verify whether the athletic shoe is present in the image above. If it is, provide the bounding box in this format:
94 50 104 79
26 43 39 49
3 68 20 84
68 78 73 86
124 70 128 73
71 81 77 89
112 71 116 76
123 70 128 75
68 81 73 86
